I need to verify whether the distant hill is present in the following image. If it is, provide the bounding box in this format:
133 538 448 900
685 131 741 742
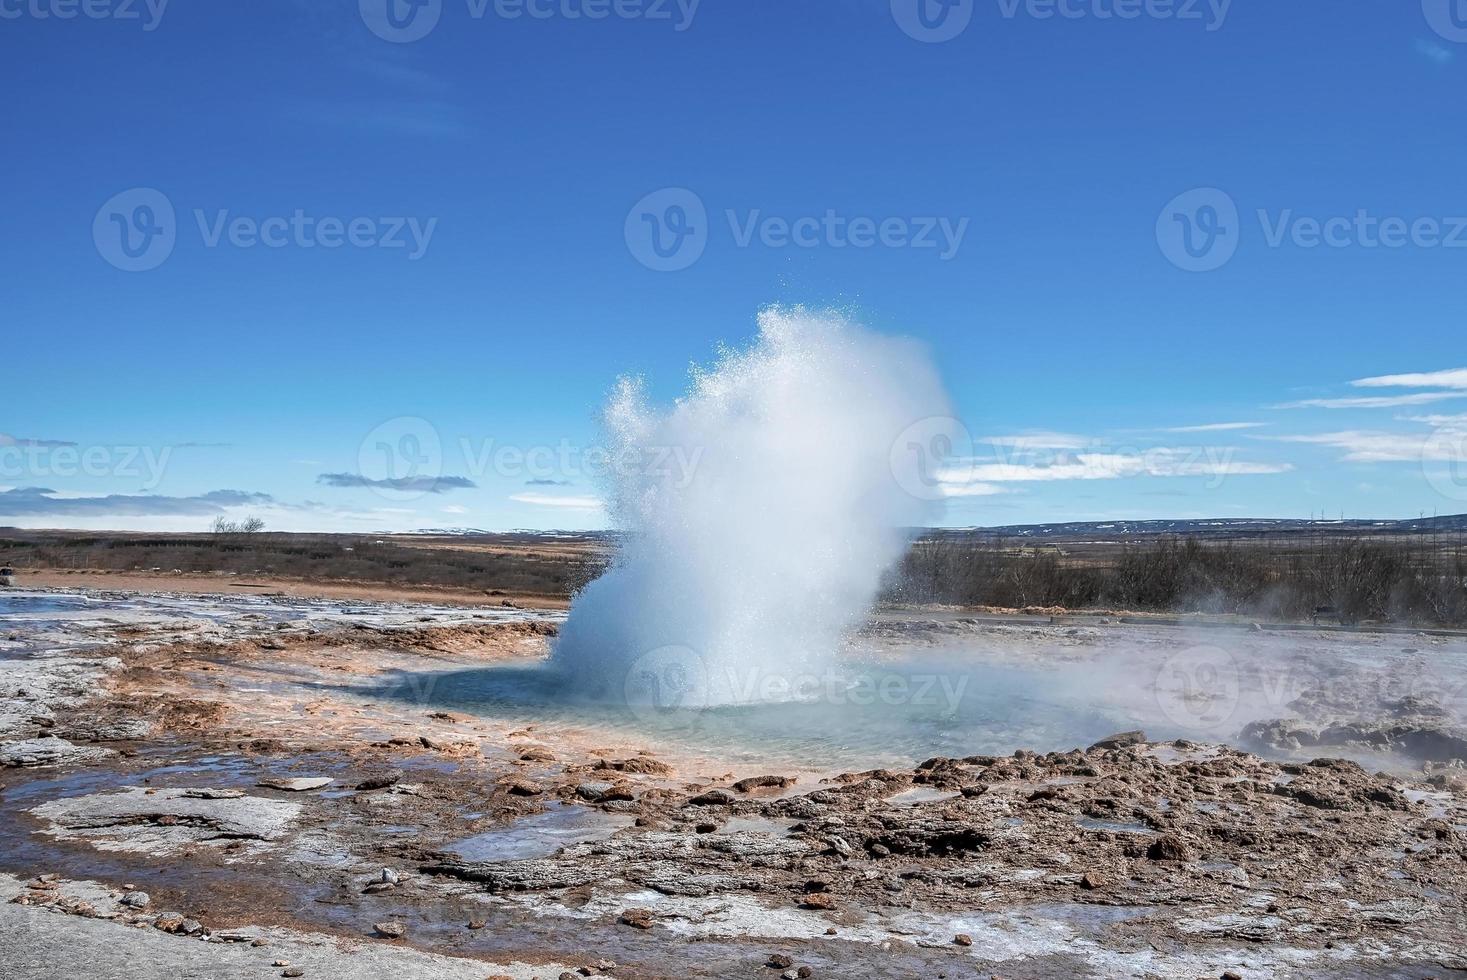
925 514 1467 541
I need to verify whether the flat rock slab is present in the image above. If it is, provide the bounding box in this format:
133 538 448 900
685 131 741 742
0 737 115 768
31 787 303 854
257 777 335 792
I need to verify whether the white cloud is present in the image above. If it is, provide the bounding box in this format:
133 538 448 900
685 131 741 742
509 492 603 509
940 448 1290 485
1351 368 1467 390
978 432 1091 451
936 481 1006 497
1164 422 1269 433
1268 430 1435 463
441 504 469 514
1276 392 1467 410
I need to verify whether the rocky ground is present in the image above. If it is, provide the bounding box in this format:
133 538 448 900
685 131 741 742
0 588 1464 979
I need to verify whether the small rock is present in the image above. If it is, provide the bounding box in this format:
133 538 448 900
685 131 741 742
767 953 794 969
1221 973 1243 980
179 918 203 935
153 913 185 933
953 933 973 946
519 746 556 762
1088 730 1146 752
372 921 407 939
467 918 487 930
257 777 334 792
732 774 795 793
781 971 800 980
695 822 718 834
282 969 304 978
506 780 542 797
355 771 402 791
1146 834 1194 862
181 788 244 800
119 891 150 909
800 893 835 910
619 908 654 929
687 789 735 806
1080 871 1108 890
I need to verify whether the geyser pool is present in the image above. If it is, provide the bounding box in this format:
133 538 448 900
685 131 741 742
549 307 956 707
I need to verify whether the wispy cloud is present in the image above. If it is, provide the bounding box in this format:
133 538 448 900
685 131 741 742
509 492 603 509
1267 431 1432 463
979 432 1091 450
317 473 477 493
939 448 1290 488
1276 392 1467 409
1163 422 1268 433
292 98 473 139
1351 368 1467 390
0 434 76 448
0 487 273 518
1416 38 1455 66
525 478 572 486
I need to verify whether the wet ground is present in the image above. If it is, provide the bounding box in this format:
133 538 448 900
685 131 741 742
1 587 1464 978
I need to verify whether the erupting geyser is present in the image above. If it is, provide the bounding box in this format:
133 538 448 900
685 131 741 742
550 307 959 708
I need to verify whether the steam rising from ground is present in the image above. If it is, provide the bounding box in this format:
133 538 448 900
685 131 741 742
551 308 954 707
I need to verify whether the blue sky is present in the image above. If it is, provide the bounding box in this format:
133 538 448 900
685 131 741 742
3 0 1466 531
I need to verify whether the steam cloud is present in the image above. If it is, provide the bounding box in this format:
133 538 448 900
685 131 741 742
550 307 956 706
